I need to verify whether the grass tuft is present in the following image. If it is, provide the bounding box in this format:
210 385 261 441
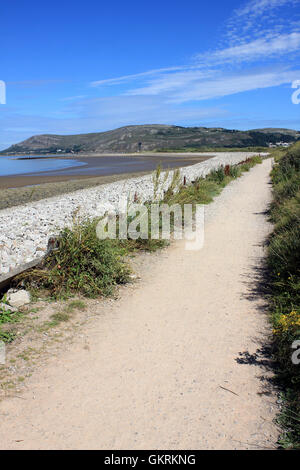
16 218 132 299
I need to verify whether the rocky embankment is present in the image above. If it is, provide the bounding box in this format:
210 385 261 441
0 152 266 275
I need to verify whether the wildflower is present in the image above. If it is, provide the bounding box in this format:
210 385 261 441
273 310 300 334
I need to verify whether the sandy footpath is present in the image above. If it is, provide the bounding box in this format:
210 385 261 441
0 158 279 449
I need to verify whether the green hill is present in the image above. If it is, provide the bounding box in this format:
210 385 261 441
1 124 299 154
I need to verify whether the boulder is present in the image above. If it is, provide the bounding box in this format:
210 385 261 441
7 289 30 308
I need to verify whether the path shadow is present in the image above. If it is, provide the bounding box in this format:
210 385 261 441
236 345 273 367
235 342 278 397
236 231 279 397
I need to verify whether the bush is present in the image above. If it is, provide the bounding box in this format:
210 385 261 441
267 142 300 448
250 155 263 165
229 165 241 178
209 166 226 184
18 218 131 298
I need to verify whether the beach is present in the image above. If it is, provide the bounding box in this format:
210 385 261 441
0 153 210 209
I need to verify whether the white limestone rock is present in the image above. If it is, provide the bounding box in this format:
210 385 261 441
7 289 31 308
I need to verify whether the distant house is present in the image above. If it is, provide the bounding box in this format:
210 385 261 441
268 142 292 148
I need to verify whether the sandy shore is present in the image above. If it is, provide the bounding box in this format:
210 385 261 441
0 154 210 210
0 153 210 188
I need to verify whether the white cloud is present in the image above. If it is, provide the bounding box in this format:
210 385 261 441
234 0 298 18
199 32 300 65
90 66 185 87
225 0 300 44
63 95 228 122
126 68 300 102
90 30 300 101
168 69 300 103
89 0 300 104
85 0 300 120
61 95 87 101
125 70 214 96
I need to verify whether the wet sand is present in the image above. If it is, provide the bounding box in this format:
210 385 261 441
0 154 211 210
0 153 210 189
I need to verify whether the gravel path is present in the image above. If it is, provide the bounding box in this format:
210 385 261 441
0 158 278 449
0 152 265 274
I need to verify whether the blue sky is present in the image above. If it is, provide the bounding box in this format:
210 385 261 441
0 0 300 149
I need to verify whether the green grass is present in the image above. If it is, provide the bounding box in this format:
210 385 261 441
38 312 71 332
0 308 23 326
267 142 300 449
65 300 86 312
0 330 16 343
0 301 23 343
164 156 262 208
50 312 70 323
157 146 269 153
16 219 132 299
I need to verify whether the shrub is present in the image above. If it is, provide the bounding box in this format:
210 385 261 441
209 166 226 184
251 155 263 165
17 218 131 298
229 165 241 178
267 142 300 448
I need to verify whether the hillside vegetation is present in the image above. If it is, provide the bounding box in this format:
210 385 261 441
1 124 299 154
268 142 300 448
